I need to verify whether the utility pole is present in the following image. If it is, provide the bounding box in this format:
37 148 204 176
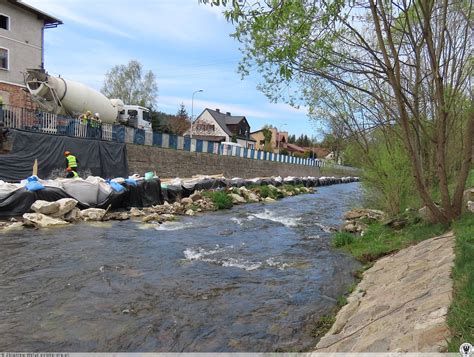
190 89 203 139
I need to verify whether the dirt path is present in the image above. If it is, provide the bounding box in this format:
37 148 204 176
315 232 455 352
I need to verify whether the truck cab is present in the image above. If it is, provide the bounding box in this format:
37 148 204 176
120 105 152 131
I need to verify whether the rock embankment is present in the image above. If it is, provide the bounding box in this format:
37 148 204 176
316 232 455 352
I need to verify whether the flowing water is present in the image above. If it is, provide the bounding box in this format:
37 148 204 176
0 182 362 352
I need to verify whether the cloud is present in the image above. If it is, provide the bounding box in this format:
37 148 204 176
28 0 235 46
27 1 134 39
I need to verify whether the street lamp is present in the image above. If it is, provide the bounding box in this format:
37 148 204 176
190 89 203 139
278 123 287 154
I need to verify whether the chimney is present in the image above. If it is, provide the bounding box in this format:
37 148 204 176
215 108 220 113
226 112 231 116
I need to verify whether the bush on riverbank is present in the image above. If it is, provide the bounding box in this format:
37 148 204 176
202 191 233 210
447 214 474 351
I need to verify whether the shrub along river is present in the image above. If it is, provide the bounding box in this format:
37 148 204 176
0 182 362 352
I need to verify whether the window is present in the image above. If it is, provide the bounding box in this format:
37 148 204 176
0 15 9 30
196 124 215 132
0 48 8 70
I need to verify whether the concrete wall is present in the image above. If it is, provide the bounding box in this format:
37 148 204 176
0 0 44 85
126 143 322 179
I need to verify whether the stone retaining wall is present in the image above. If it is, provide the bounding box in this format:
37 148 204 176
315 232 455 352
126 143 323 178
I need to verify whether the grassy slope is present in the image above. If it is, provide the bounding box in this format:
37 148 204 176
447 214 474 350
332 220 447 263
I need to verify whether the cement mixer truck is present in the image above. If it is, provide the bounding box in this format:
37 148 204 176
24 69 152 132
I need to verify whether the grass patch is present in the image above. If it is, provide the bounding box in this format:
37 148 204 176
333 221 447 263
332 232 355 247
202 191 233 210
447 214 474 351
251 185 283 199
311 315 336 338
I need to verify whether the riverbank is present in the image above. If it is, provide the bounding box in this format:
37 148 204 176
316 231 455 351
0 175 359 230
316 211 473 352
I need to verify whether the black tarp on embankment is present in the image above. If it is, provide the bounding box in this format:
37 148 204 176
0 130 129 182
0 179 163 218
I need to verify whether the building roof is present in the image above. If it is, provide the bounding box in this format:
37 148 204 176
206 108 246 136
304 147 331 158
8 0 63 26
286 143 306 153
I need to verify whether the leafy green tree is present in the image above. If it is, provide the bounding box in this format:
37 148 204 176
102 60 158 108
262 127 273 152
200 0 473 223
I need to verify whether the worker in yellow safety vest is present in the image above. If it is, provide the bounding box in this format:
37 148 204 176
65 167 79 178
64 151 78 172
78 111 92 125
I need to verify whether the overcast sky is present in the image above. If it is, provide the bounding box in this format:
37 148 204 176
27 0 320 137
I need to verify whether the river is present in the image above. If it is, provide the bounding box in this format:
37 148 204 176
0 182 361 352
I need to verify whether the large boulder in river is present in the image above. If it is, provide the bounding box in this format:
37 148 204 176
80 208 106 221
31 200 60 215
343 208 385 222
23 213 69 228
51 198 78 218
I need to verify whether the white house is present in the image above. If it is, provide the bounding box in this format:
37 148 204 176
187 108 256 149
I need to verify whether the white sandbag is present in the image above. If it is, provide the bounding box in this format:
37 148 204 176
62 180 100 205
85 176 106 184
0 181 21 199
97 181 113 202
170 178 183 186
38 179 64 189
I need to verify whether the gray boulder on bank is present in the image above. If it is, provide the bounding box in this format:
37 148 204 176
23 213 69 228
31 200 60 215
64 207 81 222
181 197 194 205
341 208 385 234
50 198 78 218
343 208 385 222
230 193 246 204
467 201 474 213
190 192 203 202
80 208 106 221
